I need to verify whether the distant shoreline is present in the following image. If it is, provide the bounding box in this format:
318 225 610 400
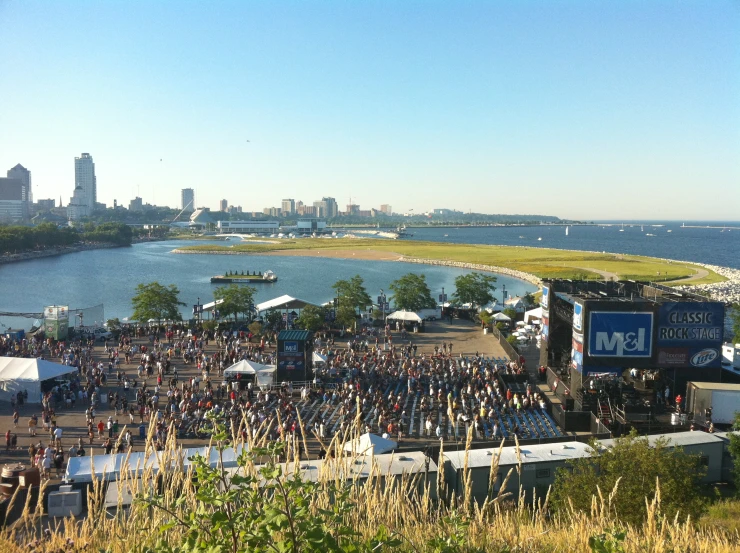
0 237 164 266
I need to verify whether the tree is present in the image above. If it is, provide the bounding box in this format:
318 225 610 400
503 307 518 320
551 431 706 525
335 298 358 330
523 292 536 308
131 282 185 322
214 284 256 321
295 305 326 332
728 412 740 490
332 275 372 315
731 306 740 344
452 272 497 309
264 309 283 331
388 273 436 311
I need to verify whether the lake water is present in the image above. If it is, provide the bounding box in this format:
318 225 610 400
2 219 737 331
406 221 740 270
0 240 536 329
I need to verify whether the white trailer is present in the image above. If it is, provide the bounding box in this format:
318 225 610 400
686 382 740 425
722 343 740 370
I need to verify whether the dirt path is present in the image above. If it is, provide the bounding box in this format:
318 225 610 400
263 249 403 261
574 267 619 281
662 267 709 284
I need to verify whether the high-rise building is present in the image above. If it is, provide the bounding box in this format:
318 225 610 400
219 199 228 212
0 178 29 220
281 198 295 216
67 186 90 220
7 164 31 204
322 197 338 218
74 153 96 211
181 188 195 210
129 197 144 212
380 204 392 215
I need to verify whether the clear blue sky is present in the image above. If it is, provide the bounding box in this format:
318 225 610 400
1 0 738 220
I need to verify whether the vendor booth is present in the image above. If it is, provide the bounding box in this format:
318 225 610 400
0 358 77 403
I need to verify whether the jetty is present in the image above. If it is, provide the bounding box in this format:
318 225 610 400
210 270 277 284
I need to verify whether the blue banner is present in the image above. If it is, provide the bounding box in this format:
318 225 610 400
588 311 653 358
540 285 550 310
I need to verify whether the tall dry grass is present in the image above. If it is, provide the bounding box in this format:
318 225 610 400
1 416 738 553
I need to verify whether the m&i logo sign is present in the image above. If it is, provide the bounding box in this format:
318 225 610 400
588 311 653 358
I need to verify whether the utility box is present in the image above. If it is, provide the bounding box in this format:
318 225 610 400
48 490 83 517
686 381 740 425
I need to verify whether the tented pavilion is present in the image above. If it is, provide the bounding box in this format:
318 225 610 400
343 433 398 455
223 359 276 388
255 295 320 313
0 358 77 403
386 311 423 323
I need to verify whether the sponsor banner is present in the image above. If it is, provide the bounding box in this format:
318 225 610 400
278 352 305 372
689 347 720 368
573 302 584 332
573 337 583 353
44 306 69 321
541 315 549 342
588 311 653 358
657 302 724 347
541 285 550 310
656 346 721 369
656 348 689 367
573 331 584 345
571 348 583 371
283 341 299 353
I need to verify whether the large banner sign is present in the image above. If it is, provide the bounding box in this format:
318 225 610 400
540 314 549 343
656 302 724 368
573 302 584 332
571 337 584 371
541 285 550 310
588 311 653 358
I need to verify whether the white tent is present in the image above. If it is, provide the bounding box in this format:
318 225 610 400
492 313 511 322
255 295 319 313
343 433 398 455
524 307 543 324
223 359 276 377
386 311 422 323
0 358 77 403
312 352 327 366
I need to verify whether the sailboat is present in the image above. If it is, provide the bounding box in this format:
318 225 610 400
641 225 644 232
565 226 569 236
619 223 625 232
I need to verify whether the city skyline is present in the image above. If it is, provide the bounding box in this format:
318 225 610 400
1 2 738 220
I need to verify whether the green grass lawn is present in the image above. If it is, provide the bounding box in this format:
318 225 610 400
176 238 725 285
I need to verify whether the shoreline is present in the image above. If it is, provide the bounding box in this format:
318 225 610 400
172 245 740 302
0 243 120 265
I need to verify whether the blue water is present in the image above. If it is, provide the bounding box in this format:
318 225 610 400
0 240 536 329
405 221 740 270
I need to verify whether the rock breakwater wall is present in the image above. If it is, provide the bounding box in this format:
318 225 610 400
397 257 542 286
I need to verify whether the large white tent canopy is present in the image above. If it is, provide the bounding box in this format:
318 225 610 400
255 295 319 313
492 312 511 322
0 358 77 403
386 311 423 322
524 307 543 324
223 359 276 377
343 433 398 455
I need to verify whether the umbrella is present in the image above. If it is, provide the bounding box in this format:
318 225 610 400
516 335 528 341
515 321 526 327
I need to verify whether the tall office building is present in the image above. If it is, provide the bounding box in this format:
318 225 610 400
220 199 228 212
322 197 338 218
181 188 195 210
7 164 31 204
0 178 29 220
380 204 392 215
74 153 96 211
281 198 295 216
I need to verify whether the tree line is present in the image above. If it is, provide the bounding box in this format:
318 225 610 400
0 221 133 253
130 271 502 333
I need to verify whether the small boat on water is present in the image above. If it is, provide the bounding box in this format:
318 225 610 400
537 237 542 241
646 233 656 237
565 226 569 236
210 270 278 283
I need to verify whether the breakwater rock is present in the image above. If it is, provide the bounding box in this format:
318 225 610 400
398 257 542 286
675 264 740 305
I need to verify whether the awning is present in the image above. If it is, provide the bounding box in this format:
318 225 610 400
223 359 276 376
255 295 319 312
386 311 423 322
492 313 511 322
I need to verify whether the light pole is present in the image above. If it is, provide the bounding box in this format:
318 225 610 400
379 289 387 324
502 284 506 304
